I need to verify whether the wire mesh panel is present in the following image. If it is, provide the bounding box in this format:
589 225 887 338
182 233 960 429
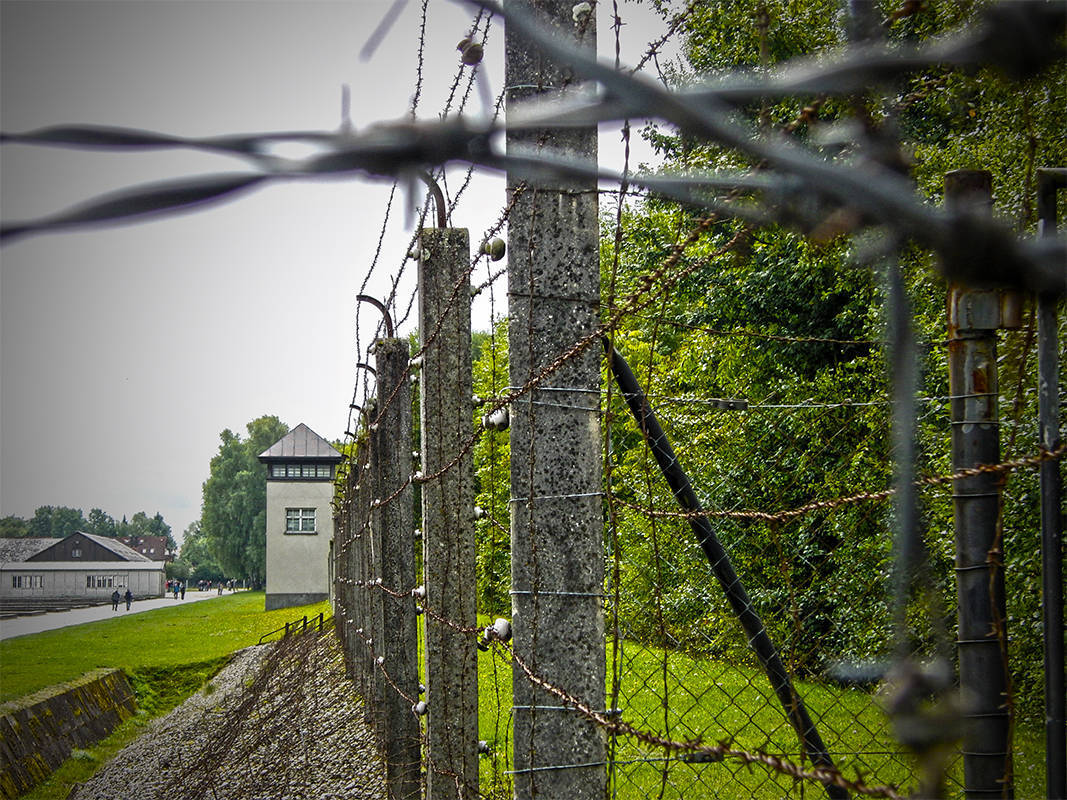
604 380 904 795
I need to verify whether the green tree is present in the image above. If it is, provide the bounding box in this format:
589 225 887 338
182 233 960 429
0 516 30 538
200 415 288 588
27 506 88 538
607 0 1065 715
86 508 117 538
117 511 177 551
181 520 226 583
165 559 191 582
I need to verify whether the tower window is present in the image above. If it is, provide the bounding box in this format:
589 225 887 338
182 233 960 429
285 508 317 534
270 462 333 479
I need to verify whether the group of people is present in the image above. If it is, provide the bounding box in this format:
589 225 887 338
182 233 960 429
197 579 237 595
161 578 239 599
110 589 133 611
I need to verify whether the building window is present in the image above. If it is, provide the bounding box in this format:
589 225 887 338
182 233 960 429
86 575 127 588
270 462 332 479
71 547 82 558
285 508 317 534
11 575 42 589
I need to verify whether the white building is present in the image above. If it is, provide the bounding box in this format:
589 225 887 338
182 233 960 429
0 531 166 600
258 423 342 611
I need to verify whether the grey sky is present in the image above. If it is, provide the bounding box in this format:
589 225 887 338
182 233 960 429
1 0 672 543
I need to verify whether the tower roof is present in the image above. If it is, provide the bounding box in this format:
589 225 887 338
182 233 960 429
258 423 342 462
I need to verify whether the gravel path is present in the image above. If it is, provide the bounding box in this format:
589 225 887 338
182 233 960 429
70 630 387 800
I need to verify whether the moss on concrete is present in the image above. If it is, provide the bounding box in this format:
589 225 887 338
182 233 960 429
0 669 136 799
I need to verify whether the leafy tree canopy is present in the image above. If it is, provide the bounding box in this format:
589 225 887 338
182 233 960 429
1 506 177 548
26 506 88 538
120 510 177 551
180 520 226 583
595 0 1065 718
200 415 288 588
0 516 30 538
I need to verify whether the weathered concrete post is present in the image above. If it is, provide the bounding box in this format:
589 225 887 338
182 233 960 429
367 407 387 733
945 170 1019 799
505 3 606 798
355 436 374 718
418 227 477 800
333 476 352 675
373 337 421 800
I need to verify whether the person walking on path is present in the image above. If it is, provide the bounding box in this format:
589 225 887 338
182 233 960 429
180 582 186 600
124 589 133 611
173 582 179 600
111 590 120 611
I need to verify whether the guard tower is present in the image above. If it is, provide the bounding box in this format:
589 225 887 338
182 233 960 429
258 423 342 611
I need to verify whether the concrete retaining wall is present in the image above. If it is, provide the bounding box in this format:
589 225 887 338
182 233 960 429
0 669 136 798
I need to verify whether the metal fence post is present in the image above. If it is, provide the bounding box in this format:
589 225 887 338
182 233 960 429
1036 167 1065 800
945 170 1017 798
505 3 606 798
418 226 477 800
374 336 421 800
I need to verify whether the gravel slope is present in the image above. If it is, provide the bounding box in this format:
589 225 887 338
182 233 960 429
70 631 387 800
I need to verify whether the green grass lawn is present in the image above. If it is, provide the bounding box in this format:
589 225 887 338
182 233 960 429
0 591 328 703
2 599 1045 799
2 591 329 799
470 632 1047 799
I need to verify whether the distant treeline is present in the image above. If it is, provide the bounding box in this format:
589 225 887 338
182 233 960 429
0 507 175 550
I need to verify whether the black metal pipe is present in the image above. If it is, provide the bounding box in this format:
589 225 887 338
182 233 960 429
605 340 848 800
1037 167 1065 800
356 294 395 338
418 170 447 229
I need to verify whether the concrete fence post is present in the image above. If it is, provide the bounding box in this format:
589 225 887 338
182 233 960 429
374 336 421 800
355 437 374 718
366 424 388 728
367 414 386 732
333 490 349 672
504 3 606 797
945 169 1018 798
418 227 477 800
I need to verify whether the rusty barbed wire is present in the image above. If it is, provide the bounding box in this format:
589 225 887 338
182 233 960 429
615 442 1067 525
395 217 747 497
344 201 745 513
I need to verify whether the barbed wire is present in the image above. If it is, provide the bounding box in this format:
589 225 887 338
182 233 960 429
3 4 1063 296
614 442 1066 525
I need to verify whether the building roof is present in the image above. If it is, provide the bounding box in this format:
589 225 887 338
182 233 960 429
258 423 342 462
79 532 154 561
0 538 55 563
25 532 155 563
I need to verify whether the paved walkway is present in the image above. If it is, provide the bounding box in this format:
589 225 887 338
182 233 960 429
0 590 232 641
